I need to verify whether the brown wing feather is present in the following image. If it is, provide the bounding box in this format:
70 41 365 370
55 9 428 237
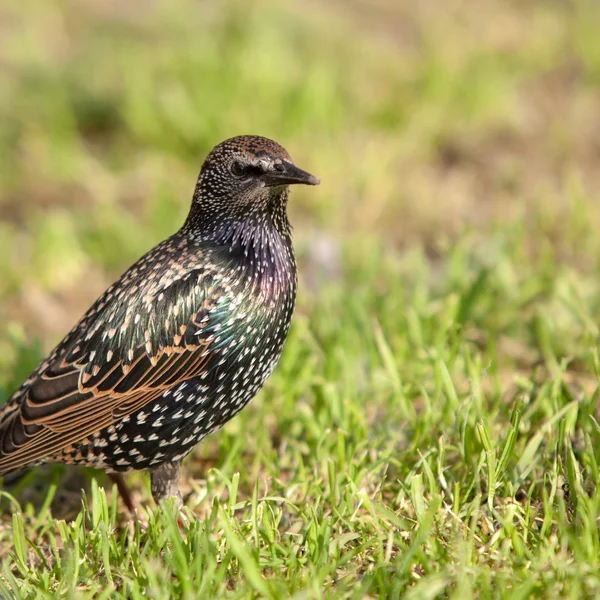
0 252 226 474
0 342 212 472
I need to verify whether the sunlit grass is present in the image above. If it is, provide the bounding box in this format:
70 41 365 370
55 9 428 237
1 0 600 597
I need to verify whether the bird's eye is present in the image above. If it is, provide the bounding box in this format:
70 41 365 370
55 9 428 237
230 161 246 177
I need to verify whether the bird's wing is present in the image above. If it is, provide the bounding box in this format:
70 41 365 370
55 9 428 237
0 255 235 474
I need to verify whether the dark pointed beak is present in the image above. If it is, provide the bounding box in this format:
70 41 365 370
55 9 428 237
263 163 320 187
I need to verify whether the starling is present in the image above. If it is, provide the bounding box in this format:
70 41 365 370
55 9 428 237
0 135 319 508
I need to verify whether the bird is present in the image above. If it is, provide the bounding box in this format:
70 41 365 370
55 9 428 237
0 135 319 510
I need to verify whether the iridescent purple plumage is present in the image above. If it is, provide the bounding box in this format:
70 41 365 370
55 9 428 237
0 135 319 507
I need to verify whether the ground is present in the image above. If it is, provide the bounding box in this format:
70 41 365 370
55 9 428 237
1 0 600 598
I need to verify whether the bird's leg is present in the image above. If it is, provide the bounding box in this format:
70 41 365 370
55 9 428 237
109 473 138 514
108 473 150 530
150 461 183 509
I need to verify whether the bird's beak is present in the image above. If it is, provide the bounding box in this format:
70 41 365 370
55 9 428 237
262 163 320 187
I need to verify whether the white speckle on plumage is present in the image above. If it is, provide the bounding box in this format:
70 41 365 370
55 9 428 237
0 136 318 508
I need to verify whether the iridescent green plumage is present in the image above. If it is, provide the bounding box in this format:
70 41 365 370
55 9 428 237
0 135 319 507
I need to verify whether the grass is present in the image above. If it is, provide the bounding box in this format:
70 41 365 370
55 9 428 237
1 0 600 597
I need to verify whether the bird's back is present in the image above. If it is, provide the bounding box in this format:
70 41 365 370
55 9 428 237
0 227 296 474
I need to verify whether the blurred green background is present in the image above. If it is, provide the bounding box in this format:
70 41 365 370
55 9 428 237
3 0 600 596
2 0 600 372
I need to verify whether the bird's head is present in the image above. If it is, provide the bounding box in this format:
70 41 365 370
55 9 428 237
188 135 319 240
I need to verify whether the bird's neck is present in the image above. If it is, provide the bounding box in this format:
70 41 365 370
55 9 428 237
182 196 296 296
184 188 293 258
